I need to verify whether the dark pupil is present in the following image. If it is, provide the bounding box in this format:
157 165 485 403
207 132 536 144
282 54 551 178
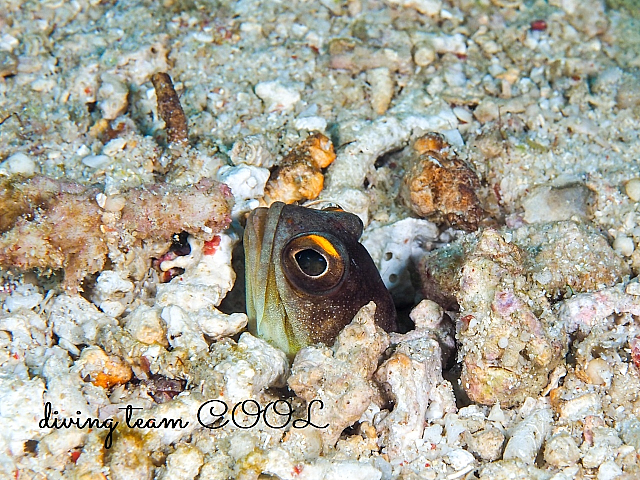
295 249 327 276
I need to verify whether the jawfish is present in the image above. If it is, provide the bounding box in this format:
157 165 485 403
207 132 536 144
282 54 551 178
244 202 397 358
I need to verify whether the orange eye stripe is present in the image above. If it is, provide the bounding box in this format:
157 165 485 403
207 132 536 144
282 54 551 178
307 235 339 258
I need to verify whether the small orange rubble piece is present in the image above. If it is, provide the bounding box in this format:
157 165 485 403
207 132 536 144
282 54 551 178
264 133 336 205
78 346 133 389
93 361 133 389
401 132 485 231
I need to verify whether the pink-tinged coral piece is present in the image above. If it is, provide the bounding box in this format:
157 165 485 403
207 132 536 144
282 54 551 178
556 283 640 335
0 176 233 291
457 229 566 406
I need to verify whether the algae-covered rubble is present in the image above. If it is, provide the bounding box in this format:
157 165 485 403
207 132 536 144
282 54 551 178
0 176 233 291
419 221 630 406
2 0 640 478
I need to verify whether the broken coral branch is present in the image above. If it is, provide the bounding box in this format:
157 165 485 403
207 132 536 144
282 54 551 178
151 72 189 146
0 176 233 291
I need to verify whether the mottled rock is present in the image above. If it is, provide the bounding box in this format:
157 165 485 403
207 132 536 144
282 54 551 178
419 221 630 310
401 133 485 231
544 432 581 467
456 230 567 406
264 132 335 205
467 427 505 462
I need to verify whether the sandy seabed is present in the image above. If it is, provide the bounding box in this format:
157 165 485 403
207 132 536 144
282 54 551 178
1 0 640 478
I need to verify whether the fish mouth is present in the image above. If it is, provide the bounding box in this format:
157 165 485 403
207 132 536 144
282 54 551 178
244 203 300 357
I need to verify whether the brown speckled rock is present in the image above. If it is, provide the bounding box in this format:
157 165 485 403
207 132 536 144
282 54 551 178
401 133 485 231
264 132 335 205
426 221 629 406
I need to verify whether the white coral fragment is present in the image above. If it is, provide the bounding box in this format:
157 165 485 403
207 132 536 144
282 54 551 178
217 164 270 217
217 164 270 201
361 218 438 302
157 444 204 480
502 406 553 464
156 233 235 309
92 270 135 317
123 305 167 345
367 67 395 115
213 333 288 403
161 305 209 353
288 302 389 450
255 80 301 112
2 283 43 312
375 352 431 459
0 374 46 456
47 294 118 355
374 323 455 460
156 233 247 343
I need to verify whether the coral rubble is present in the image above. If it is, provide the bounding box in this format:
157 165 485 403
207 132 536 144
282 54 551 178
0 176 233 290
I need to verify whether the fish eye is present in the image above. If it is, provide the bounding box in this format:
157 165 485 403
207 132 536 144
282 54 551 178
295 249 328 277
282 233 347 294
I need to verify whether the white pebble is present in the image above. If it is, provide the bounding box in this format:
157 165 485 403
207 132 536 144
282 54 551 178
441 128 464 148
544 433 580 467
626 282 640 296
445 448 475 471
409 299 443 330
625 178 640 202
367 67 395 115
1 152 37 176
384 0 442 15
3 284 43 312
104 195 126 212
254 80 301 112
498 336 509 349
102 138 127 156
613 235 634 257
0 33 19 51
597 460 623 480
430 33 467 55
585 358 613 386
217 164 270 201
453 106 473 124
413 44 436 67
487 402 506 423
294 115 327 132
95 193 107 208
82 154 111 168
